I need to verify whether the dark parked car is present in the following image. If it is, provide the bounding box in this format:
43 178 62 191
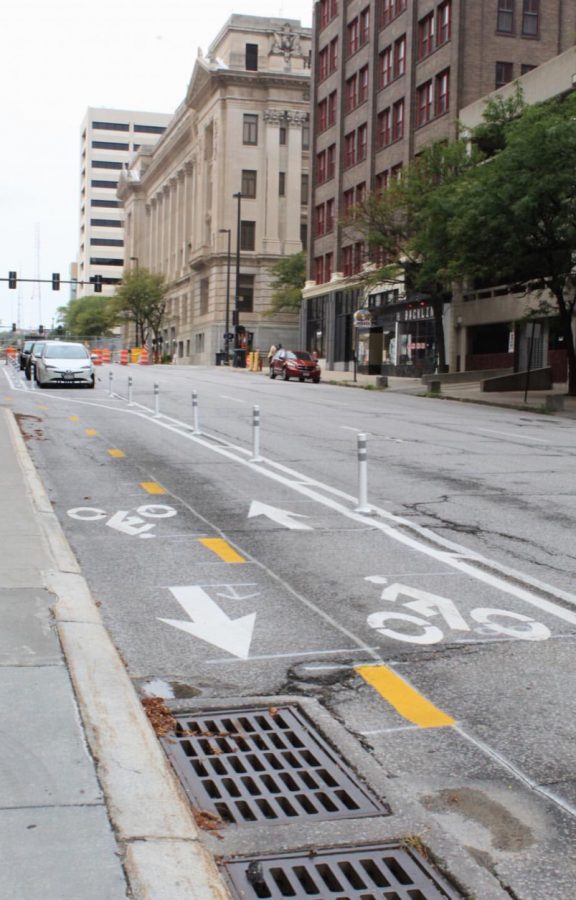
270 349 321 383
19 340 35 370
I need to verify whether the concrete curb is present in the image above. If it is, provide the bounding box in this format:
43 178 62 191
5 409 230 900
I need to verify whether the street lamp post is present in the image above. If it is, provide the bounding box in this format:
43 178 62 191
233 191 242 365
219 228 232 364
129 256 139 348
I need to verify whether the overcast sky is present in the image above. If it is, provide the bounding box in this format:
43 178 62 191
0 0 313 331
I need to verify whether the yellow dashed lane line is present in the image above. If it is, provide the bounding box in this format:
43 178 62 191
85 428 97 436
108 449 125 458
199 538 246 564
356 664 454 729
140 481 167 495
69 415 79 422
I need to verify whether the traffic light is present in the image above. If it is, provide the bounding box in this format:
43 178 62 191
11 323 16 332
38 325 44 335
93 274 102 293
52 273 60 291
8 271 17 289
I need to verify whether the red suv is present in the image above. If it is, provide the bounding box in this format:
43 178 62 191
270 349 321 383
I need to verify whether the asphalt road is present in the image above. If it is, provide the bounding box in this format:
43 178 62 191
5 361 576 899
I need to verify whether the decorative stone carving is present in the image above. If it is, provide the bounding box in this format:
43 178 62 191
271 23 303 63
263 109 310 127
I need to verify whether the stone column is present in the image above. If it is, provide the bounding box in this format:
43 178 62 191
263 110 282 255
285 111 307 255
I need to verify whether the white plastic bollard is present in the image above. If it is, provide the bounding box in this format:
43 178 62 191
251 405 262 462
354 433 373 515
192 390 200 434
154 382 160 417
128 376 133 406
108 370 114 396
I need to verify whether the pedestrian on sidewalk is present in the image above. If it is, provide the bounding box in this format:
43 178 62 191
267 342 278 372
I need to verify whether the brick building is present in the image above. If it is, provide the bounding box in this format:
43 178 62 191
303 0 576 374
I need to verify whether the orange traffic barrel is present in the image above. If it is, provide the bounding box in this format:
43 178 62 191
91 348 103 366
119 349 129 365
139 347 149 365
101 348 111 364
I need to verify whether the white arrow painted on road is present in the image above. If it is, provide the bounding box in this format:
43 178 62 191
248 500 313 531
158 585 256 659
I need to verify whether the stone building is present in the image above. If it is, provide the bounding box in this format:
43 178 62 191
302 0 576 374
118 15 311 365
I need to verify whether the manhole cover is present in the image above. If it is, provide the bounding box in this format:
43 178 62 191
223 844 463 898
162 705 387 825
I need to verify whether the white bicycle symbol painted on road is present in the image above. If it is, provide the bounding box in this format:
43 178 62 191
67 504 177 539
365 578 551 644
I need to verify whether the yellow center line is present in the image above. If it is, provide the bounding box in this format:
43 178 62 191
356 664 454 729
37 405 49 410
69 415 79 422
108 449 125 458
85 428 98 436
140 481 167 495
199 538 246 564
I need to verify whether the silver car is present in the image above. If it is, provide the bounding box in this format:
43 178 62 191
35 342 95 389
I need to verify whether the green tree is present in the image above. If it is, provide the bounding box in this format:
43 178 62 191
451 92 576 394
352 140 477 371
267 252 306 316
110 268 167 347
58 295 116 339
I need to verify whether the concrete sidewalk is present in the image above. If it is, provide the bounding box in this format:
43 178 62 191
0 406 228 899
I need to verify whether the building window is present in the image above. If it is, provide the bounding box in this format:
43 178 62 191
522 0 539 36
90 238 124 247
357 124 368 161
392 99 404 140
497 0 514 33
358 66 369 103
317 150 327 183
342 245 353 276
134 124 166 134
377 107 391 147
391 163 403 181
381 0 405 28
328 91 337 125
91 140 129 151
495 61 514 87
356 182 366 205
240 221 256 251
301 173 309 205
318 97 329 130
238 274 254 312
346 74 358 112
343 188 355 218
279 172 286 196
418 12 435 59
92 121 129 131
90 257 124 266
416 81 433 126
393 35 406 77
375 170 389 194
347 18 359 56
243 114 258 145
245 43 258 70
360 7 370 45
316 203 326 236
315 256 325 284
319 45 329 80
319 0 338 29
379 46 392 88
437 1 452 45
279 126 287 145
241 169 257 198
90 219 122 227
91 180 118 189
329 37 338 72
302 124 310 150
200 278 209 315
327 144 336 179
344 131 356 168
521 63 537 74
325 252 333 282
91 199 120 208
435 69 450 115
92 160 123 170
326 198 335 232
195 333 205 353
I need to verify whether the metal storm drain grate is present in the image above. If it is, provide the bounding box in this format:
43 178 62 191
223 844 463 899
162 705 387 825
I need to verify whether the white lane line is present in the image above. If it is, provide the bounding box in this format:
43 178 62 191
476 428 549 444
360 725 421 736
205 646 383 664
220 394 246 403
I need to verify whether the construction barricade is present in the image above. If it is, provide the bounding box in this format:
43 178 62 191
101 348 111 364
119 349 129 365
139 347 149 365
91 348 103 366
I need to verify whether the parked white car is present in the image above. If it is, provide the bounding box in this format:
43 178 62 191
35 342 95 389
